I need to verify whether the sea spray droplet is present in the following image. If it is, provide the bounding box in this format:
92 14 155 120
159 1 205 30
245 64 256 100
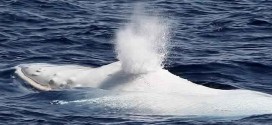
115 7 170 74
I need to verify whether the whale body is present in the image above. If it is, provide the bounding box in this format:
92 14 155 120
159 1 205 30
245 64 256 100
15 61 272 117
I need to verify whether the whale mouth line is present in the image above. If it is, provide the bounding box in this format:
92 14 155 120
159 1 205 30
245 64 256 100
15 66 51 91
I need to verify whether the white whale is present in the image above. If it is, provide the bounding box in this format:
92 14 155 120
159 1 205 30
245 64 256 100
15 61 272 117
14 9 272 117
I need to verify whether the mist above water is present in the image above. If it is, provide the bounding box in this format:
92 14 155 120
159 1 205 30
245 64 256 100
115 7 170 74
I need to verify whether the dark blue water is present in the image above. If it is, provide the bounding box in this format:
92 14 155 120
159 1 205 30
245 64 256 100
1 0 272 124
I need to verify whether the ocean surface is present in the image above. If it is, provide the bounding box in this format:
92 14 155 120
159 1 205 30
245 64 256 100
1 0 272 124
